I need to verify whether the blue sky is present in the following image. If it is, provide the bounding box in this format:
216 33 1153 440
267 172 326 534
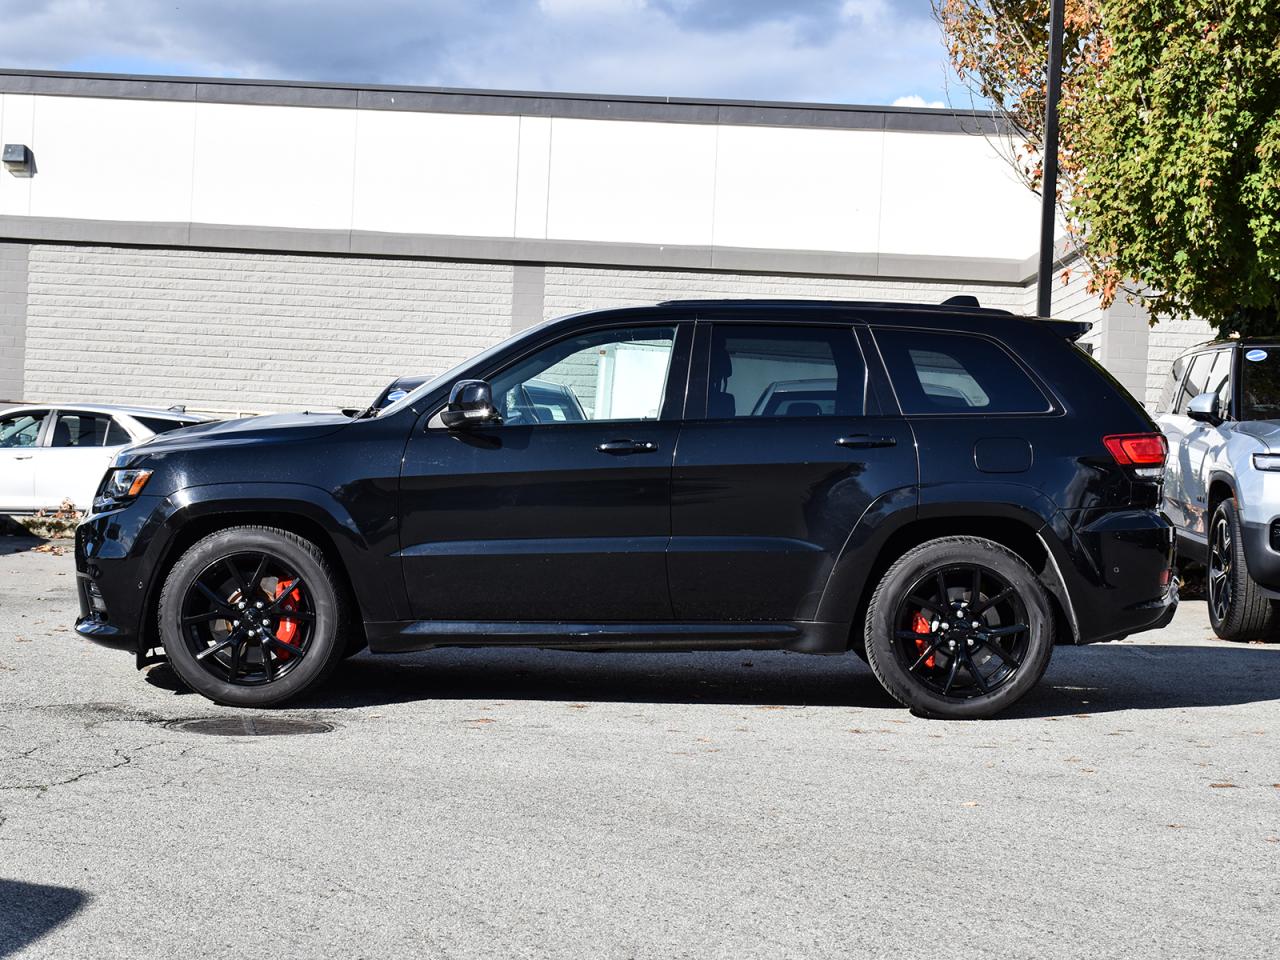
0 0 958 107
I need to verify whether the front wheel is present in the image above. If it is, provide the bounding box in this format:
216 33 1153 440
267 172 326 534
863 537 1055 720
1207 498 1277 641
157 526 349 707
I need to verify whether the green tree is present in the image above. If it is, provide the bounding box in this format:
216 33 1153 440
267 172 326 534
1070 0 1280 335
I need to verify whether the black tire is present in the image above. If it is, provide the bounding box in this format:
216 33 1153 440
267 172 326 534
158 525 350 707
863 536 1055 720
1207 498 1277 641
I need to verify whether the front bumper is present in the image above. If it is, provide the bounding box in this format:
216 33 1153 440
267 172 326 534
74 495 170 661
1241 519 1280 595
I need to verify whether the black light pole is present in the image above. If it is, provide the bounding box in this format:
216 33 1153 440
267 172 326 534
1036 0 1066 316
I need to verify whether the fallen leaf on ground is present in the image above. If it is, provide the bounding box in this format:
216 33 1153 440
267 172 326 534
1209 782 1238 788
464 718 496 724
962 801 979 807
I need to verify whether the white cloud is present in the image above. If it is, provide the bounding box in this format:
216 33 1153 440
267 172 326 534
893 94 945 109
538 0 646 17
0 0 952 107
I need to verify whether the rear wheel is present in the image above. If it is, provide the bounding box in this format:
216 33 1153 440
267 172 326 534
863 536 1054 719
1207 498 1277 641
158 526 349 707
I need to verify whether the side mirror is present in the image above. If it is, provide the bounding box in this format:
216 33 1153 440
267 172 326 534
440 380 501 429
1187 391 1222 425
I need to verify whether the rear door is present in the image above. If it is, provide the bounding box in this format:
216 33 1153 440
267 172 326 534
1180 348 1234 537
36 410 131 511
668 318 917 621
0 410 49 511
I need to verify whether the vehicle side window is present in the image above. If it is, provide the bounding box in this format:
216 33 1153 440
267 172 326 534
1204 350 1233 417
105 420 131 445
49 412 116 447
705 325 865 419
875 329 1050 414
488 325 676 424
1158 355 1189 413
0 413 44 448
135 417 191 435
1174 352 1214 415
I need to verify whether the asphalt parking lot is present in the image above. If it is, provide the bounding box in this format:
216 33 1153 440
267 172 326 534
1 537 1277 960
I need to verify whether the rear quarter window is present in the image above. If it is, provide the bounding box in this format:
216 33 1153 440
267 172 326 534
135 417 194 435
874 328 1051 415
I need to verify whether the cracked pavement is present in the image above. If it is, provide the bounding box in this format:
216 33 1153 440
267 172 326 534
0 536 1278 959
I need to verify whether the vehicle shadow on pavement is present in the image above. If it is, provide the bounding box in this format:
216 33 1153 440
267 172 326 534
0 879 88 958
284 641 1280 717
0 535 45 557
1005 642 1280 719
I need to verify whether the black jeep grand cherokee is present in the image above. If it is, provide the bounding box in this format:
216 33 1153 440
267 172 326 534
76 299 1176 719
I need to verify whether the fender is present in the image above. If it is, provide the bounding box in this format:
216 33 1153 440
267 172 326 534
146 481 406 629
815 480 1080 643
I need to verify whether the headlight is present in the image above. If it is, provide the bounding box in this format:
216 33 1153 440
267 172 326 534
1253 454 1280 472
96 468 153 505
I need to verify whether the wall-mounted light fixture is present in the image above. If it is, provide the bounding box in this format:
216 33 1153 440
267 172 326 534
3 144 34 177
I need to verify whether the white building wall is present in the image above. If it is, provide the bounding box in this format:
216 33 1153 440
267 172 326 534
0 93 1040 264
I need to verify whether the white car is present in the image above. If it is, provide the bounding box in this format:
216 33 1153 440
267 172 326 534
0 404 211 514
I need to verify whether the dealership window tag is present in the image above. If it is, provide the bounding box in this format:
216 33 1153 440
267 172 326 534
1246 349 1268 362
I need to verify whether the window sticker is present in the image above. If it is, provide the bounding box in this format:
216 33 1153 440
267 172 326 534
1246 349 1268 362
387 389 408 402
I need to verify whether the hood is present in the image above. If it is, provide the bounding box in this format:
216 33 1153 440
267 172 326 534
1233 419 1280 452
129 411 352 455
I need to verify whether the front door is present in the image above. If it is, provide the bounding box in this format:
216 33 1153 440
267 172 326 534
399 321 691 622
668 321 917 621
0 411 48 512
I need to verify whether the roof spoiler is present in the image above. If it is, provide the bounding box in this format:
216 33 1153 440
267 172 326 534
1043 319 1092 342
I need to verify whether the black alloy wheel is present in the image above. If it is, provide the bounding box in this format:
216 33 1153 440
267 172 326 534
1208 513 1233 627
890 563 1029 700
159 526 348 707
1205 498 1277 641
179 551 316 686
864 536 1055 719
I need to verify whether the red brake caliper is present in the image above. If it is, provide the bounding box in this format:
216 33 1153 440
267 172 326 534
912 611 936 669
273 579 304 659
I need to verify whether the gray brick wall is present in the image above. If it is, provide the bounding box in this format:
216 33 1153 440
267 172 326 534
1145 313 1215 411
0 242 28 403
543 266 1028 319
24 245 513 413
25 242 1214 417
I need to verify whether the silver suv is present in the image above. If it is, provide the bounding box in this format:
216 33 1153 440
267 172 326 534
1156 340 1280 639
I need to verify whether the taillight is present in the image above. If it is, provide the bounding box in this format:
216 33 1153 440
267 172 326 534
1103 433 1167 479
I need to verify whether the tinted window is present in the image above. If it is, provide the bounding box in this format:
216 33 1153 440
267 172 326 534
1241 346 1280 420
0 413 44 448
1204 350 1233 416
105 420 131 445
50 412 115 447
706 326 864 419
876 329 1050 414
135 417 193 435
1158 354 1189 413
489 325 675 424
1175 352 1215 415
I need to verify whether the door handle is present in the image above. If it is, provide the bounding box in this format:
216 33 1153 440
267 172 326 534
835 435 897 449
13 454 32 460
597 439 659 455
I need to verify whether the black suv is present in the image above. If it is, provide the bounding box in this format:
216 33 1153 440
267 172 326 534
75 299 1177 719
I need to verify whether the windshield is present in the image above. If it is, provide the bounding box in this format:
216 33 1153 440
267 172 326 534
1241 346 1280 421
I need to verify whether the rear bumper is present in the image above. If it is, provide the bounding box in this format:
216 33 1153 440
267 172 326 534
1048 508 1177 644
